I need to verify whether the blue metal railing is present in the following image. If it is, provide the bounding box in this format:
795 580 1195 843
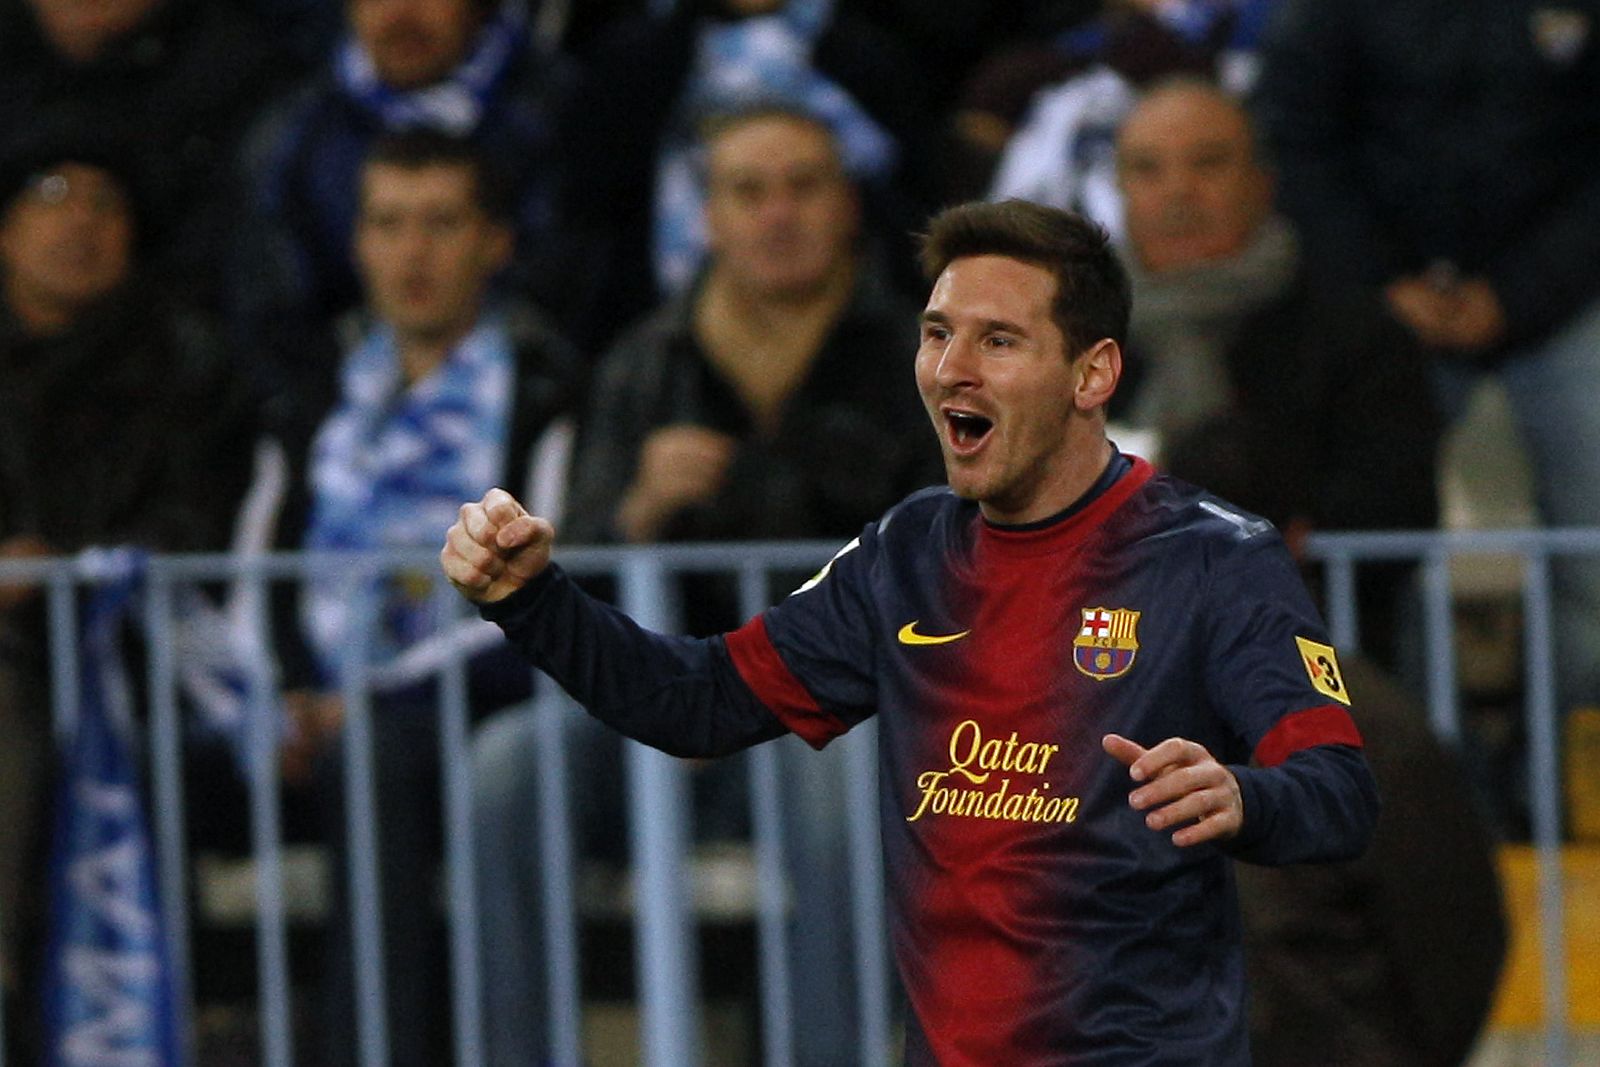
0 529 1592 1067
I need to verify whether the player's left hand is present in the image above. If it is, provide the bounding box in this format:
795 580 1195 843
1102 734 1243 847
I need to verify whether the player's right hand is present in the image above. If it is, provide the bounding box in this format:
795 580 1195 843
441 487 555 604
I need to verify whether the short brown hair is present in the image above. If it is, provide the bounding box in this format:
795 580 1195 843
919 199 1130 355
362 129 513 222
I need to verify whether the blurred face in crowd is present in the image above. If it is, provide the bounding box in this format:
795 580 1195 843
27 0 165 62
349 0 484 90
0 162 133 335
703 114 860 302
1116 83 1273 273
355 160 511 349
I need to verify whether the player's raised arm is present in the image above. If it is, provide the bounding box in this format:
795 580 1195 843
441 487 555 604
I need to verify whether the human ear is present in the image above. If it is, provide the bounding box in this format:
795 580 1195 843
1074 338 1122 412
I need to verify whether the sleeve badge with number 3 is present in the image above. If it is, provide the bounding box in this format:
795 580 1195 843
1294 636 1352 706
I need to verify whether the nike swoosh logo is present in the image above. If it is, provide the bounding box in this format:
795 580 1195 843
897 621 970 646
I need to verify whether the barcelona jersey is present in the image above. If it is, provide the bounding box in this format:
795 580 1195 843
482 454 1378 1066
721 456 1374 1065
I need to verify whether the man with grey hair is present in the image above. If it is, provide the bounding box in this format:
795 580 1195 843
1111 77 1438 662
1114 80 1504 1067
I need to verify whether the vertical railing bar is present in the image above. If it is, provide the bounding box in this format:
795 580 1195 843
1522 553 1570 1067
49 571 81 747
141 573 196 1062
436 587 485 1067
619 553 701 1067
740 562 795 1067
1421 551 1462 745
1322 551 1360 653
339 573 389 1067
843 721 890 1067
234 560 295 1067
535 682 583 1067
0 885 8 1067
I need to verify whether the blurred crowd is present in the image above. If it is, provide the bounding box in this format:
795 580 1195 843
6 0 1597 1062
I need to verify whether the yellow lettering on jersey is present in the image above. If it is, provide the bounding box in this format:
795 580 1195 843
1294 636 1352 706
907 719 1077 824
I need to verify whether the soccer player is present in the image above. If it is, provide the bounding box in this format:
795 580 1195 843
440 199 1380 1065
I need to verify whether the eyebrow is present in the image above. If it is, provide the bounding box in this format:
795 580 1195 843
920 310 1031 336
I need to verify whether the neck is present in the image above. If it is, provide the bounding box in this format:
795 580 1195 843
691 259 855 435
699 257 855 332
5 280 86 338
980 431 1115 526
394 322 472 385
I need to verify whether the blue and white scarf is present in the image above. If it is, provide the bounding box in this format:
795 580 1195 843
301 320 513 679
652 0 898 293
336 2 528 133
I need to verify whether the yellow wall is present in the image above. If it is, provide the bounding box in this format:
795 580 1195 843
1489 845 1600 1027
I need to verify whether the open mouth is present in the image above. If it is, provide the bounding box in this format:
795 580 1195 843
944 409 994 454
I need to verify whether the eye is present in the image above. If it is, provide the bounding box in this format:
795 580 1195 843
921 323 950 343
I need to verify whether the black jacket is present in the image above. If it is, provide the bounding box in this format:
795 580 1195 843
0 0 301 312
1252 0 1600 352
0 284 255 553
1237 657 1506 1067
1123 266 1440 540
563 270 942 550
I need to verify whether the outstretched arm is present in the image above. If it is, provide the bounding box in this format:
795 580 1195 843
441 488 786 758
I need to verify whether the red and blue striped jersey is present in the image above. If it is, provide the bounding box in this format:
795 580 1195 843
722 456 1376 1065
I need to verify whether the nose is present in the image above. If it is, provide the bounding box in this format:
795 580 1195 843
393 221 435 262
932 332 980 391
755 188 802 229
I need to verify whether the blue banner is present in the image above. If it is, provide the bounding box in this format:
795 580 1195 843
41 562 183 1066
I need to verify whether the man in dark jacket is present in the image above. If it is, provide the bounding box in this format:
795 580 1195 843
1111 78 1439 662
1114 79 1506 1067
264 129 583 1067
1236 654 1506 1067
470 105 941 1067
0 141 255 1062
1253 0 1600 713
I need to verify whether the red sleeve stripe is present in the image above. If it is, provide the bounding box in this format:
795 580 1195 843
1253 704 1365 768
724 614 845 749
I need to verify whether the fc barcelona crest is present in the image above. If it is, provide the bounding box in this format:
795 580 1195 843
1072 606 1141 680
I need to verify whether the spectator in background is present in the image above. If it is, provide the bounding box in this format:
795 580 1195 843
1112 79 1506 1067
0 141 255 1062
1234 653 1506 1067
264 130 582 1067
1110 78 1438 665
0 0 302 314
236 0 577 397
471 105 940 1066
559 0 941 351
562 104 939 563
977 0 1276 230
1253 0 1600 718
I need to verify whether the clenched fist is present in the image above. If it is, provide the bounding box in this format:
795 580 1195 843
440 487 555 604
